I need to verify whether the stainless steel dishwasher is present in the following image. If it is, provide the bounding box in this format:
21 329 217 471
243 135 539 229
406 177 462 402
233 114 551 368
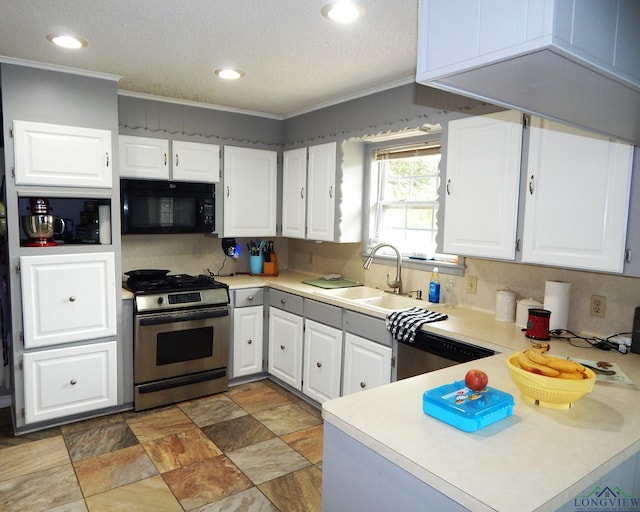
396 330 495 379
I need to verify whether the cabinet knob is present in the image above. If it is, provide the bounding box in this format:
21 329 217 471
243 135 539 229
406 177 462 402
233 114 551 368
70 379 77 385
360 381 366 389
280 344 285 350
248 295 253 301
316 362 322 368
280 299 286 304
247 339 253 344
69 296 76 302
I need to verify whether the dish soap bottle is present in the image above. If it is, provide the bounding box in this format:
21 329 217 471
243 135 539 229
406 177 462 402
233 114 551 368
428 267 440 303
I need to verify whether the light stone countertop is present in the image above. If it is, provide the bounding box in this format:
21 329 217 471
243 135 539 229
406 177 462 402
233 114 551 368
215 271 640 512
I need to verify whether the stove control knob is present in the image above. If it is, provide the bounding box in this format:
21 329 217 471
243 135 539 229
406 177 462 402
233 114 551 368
157 297 164 305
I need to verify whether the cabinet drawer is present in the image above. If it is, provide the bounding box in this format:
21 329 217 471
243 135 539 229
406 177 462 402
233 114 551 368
20 253 118 348
235 288 264 307
269 290 303 316
23 340 118 424
344 310 391 347
305 299 342 330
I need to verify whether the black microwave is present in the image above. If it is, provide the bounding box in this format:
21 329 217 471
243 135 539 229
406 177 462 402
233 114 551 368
121 179 215 235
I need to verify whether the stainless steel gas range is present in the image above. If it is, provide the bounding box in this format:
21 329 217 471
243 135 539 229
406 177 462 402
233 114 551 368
125 270 230 411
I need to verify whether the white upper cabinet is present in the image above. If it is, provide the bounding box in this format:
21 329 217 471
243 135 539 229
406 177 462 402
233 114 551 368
443 111 523 260
119 136 219 182
282 147 308 239
521 118 634 273
119 135 170 180
13 120 112 188
306 142 337 241
172 140 220 183
20 252 118 348
222 146 277 237
416 0 640 144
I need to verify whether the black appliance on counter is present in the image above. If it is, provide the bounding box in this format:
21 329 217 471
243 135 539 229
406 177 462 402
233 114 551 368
121 179 215 235
125 270 230 411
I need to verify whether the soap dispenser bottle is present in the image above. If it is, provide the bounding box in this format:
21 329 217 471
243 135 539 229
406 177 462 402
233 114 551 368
428 267 440 303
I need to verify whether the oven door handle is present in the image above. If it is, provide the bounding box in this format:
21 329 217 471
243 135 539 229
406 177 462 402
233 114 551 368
139 308 229 326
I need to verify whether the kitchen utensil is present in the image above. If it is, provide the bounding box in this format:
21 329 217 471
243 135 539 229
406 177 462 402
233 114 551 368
574 361 616 376
124 269 171 281
526 308 551 340
21 214 65 246
506 354 596 409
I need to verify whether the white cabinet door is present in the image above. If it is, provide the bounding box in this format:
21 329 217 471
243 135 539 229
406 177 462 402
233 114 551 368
303 319 342 403
119 135 170 179
282 147 308 239
522 117 634 272
13 120 112 188
268 307 303 389
443 110 522 260
233 305 264 378
223 146 277 237
20 253 117 348
172 140 220 183
306 142 337 241
342 333 392 396
23 340 117 424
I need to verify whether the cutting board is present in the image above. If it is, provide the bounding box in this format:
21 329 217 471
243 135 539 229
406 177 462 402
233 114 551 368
302 279 363 289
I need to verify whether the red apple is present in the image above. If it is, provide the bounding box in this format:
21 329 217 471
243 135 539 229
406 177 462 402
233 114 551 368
465 369 489 391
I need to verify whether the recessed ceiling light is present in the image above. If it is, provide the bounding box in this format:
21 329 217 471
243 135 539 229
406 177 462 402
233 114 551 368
321 1 364 23
214 68 246 80
46 33 88 49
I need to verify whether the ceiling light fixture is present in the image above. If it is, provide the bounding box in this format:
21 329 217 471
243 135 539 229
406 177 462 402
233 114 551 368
214 68 245 80
321 1 364 23
46 33 88 49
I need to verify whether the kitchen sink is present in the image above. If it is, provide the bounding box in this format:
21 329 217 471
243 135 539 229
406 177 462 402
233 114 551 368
355 294 437 312
314 286 386 300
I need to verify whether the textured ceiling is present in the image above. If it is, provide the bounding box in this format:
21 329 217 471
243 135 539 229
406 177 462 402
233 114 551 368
0 0 419 118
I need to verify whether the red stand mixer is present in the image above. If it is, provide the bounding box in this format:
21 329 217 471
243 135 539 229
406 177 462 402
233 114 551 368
21 198 65 247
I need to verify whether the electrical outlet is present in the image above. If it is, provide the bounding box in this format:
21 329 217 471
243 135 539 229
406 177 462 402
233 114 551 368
466 275 478 295
590 295 606 318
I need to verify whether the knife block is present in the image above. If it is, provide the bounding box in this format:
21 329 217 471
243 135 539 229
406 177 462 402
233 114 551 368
263 253 278 276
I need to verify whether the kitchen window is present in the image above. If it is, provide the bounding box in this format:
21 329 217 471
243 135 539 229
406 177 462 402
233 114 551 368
368 140 441 257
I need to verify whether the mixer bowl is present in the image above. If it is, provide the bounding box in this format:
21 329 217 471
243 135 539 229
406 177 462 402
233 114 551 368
21 214 62 238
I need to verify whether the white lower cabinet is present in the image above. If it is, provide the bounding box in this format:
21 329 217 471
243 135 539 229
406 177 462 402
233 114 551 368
268 307 304 389
23 340 118 424
303 319 342 403
343 333 392 395
232 305 264 378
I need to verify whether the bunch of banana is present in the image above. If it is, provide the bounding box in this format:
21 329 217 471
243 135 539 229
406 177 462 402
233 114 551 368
516 348 588 380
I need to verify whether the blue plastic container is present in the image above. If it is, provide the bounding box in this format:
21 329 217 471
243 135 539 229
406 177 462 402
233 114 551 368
423 380 514 432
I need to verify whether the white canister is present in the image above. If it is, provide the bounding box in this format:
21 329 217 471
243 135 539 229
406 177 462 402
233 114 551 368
495 289 517 323
515 298 543 328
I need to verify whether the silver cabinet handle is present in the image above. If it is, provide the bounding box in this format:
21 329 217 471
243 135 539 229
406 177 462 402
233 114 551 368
175 153 179 166
69 296 76 302
164 153 167 166
106 152 110 167
529 174 535 194
70 379 77 385
446 178 451 196
301 187 304 199
515 239 521 252
226 186 230 198
360 382 366 389
280 344 285 350
329 185 333 199
316 362 322 368
626 248 632 263
247 339 253 345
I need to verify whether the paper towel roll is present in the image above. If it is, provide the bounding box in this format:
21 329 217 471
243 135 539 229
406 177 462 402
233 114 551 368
98 205 111 245
495 289 516 322
543 280 571 331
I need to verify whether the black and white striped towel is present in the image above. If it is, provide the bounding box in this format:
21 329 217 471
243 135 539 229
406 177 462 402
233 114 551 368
385 307 448 344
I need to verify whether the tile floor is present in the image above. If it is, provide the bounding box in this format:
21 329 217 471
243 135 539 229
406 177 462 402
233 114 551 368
0 379 324 512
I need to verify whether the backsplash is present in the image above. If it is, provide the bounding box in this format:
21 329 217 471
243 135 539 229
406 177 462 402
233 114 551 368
288 239 640 339
121 235 639 338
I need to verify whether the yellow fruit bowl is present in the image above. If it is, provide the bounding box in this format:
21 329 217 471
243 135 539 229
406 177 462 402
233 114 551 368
506 353 596 409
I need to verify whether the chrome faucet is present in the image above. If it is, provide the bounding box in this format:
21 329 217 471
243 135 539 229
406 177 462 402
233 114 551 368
363 243 402 294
